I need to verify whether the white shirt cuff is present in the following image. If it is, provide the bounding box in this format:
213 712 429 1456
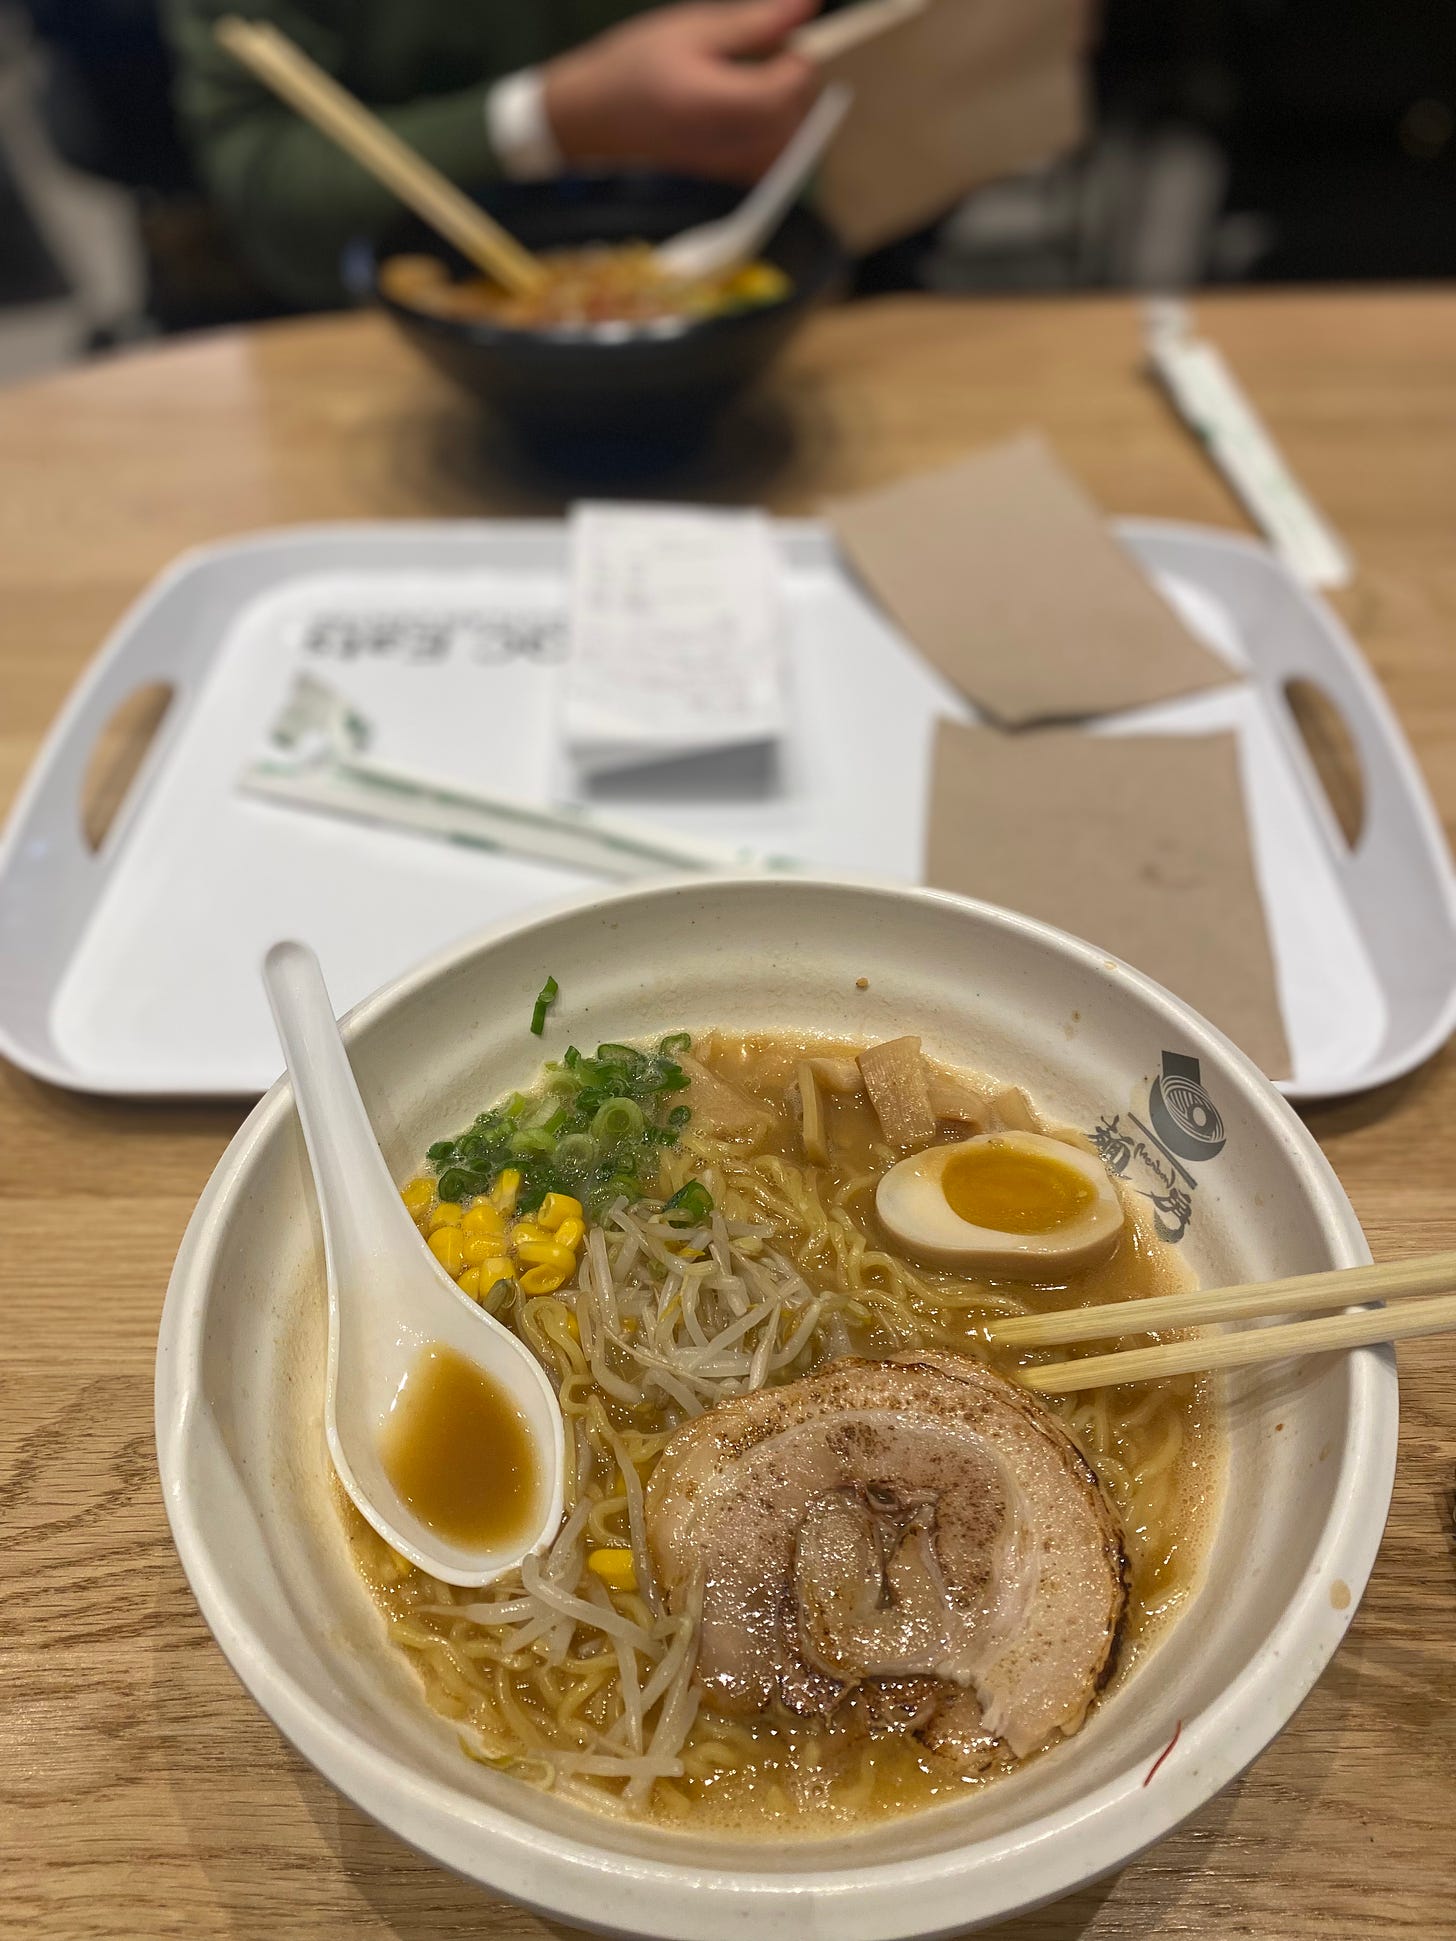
485 68 565 181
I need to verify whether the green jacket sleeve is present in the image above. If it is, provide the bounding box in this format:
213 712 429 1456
162 0 507 309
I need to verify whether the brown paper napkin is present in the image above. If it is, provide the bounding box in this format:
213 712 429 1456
829 434 1232 726
925 721 1292 1078
815 0 1086 253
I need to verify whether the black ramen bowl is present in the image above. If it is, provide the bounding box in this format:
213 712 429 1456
356 174 845 471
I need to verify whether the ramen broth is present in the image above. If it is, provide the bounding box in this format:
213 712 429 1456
344 1029 1222 1833
381 1344 539 1550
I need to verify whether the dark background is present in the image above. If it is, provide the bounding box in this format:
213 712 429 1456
2 0 1454 347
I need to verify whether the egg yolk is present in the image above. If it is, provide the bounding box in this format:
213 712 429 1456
940 1142 1096 1235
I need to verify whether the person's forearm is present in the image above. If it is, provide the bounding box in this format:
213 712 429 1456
201 87 499 310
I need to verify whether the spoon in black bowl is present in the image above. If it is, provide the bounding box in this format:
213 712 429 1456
655 83 853 282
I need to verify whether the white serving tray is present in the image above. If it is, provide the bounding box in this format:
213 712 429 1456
2 520 1452 1100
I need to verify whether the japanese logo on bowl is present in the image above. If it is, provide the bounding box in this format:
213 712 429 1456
1088 1052 1226 1245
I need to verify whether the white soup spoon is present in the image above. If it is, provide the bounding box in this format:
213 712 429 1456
655 83 854 281
263 940 565 1587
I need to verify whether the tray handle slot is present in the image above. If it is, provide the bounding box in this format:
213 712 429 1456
81 681 176 852
0 556 214 1087
1281 678 1364 850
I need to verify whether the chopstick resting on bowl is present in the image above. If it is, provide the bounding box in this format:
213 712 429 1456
214 16 545 295
987 1249 1456 1392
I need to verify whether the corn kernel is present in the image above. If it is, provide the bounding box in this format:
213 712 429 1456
479 1256 515 1290
519 1264 566 1295
554 1217 586 1251
427 1226 466 1276
538 1192 584 1231
586 1548 637 1591
492 1168 522 1215
463 1230 510 1268
509 1222 550 1250
427 1201 464 1233
516 1240 576 1275
457 1265 482 1299
400 1177 434 1214
462 1202 505 1235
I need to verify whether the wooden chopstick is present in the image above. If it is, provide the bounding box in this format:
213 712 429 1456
1020 1288 1456 1393
792 0 927 64
987 1249 1456 1348
214 17 545 295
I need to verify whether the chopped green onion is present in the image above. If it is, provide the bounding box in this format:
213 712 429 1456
425 1025 698 1217
592 1096 645 1147
554 1132 598 1171
662 1180 713 1225
530 975 559 1036
658 1032 692 1057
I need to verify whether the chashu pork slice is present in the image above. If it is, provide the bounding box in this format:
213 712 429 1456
645 1353 1126 1764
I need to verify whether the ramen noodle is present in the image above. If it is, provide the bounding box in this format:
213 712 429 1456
379 244 791 332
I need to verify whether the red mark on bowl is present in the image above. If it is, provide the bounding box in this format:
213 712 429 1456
1143 1719 1182 1787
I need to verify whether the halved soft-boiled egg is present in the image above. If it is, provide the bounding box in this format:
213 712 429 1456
875 1130 1125 1278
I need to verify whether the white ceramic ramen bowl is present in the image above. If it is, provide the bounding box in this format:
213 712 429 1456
156 877 1397 1940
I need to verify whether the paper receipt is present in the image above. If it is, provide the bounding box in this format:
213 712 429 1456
564 504 785 775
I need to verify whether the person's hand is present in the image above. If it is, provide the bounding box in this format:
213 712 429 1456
543 0 821 185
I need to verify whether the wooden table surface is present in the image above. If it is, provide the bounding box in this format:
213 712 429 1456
4 291 1455 1940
